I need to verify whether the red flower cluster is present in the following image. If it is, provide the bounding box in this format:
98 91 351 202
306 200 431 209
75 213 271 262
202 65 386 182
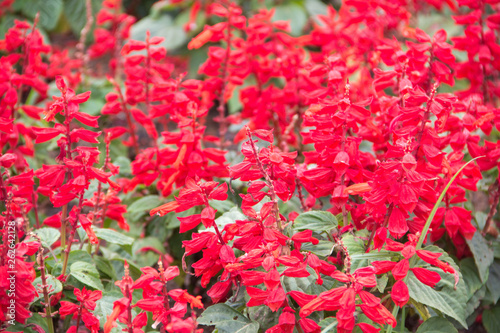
59 287 102 332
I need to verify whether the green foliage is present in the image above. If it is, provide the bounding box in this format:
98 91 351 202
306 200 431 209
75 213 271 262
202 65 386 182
94 227 134 247
34 227 61 248
70 261 104 290
63 0 101 36
272 3 307 36
198 304 260 333
415 317 458 333
319 317 338 332
294 210 338 231
21 0 63 31
466 231 494 283
483 305 500 333
130 14 187 51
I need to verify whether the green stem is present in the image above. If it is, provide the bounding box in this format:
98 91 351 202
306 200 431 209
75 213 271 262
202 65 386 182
386 305 400 333
38 252 55 333
400 306 405 333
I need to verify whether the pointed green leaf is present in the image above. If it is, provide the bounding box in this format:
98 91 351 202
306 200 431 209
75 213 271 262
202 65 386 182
272 3 307 36
131 15 187 51
94 227 134 246
128 195 161 212
486 261 500 304
63 0 101 36
483 305 500 333
70 261 103 290
33 227 60 248
198 304 258 333
301 240 334 257
466 231 494 282
460 257 483 300
319 317 338 332
294 211 337 232
22 0 63 30
377 274 389 293
416 317 458 333
234 322 260 333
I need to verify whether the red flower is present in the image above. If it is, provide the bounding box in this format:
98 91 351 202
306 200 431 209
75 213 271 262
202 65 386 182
391 280 409 307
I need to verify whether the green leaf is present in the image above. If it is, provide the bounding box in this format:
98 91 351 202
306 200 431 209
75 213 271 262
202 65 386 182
377 274 389 293
0 14 20 39
132 237 165 267
341 232 365 254
49 249 92 275
234 322 260 333
301 240 334 257
131 15 187 51
407 246 468 328
215 206 246 226
282 267 319 294
22 0 63 31
127 195 161 222
70 261 104 290
350 250 393 261
114 156 132 175
94 227 134 246
465 285 486 319
63 0 101 36
210 198 236 213
493 240 500 260
33 227 60 248
474 212 487 230
416 317 458 333
198 304 259 333
294 211 338 232
94 256 117 280
272 3 307 36
247 305 279 332
483 304 500 333
486 261 500 304
460 257 484 300
319 317 338 332
32 274 62 302
304 0 328 19
466 231 494 282
343 233 393 271
109 258 142 280
128 195 161 213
